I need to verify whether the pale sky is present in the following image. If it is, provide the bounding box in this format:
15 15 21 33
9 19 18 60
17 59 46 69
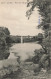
0 0 43 36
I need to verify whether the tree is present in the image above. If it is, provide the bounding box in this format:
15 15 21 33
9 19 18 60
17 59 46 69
26 0 50 53
37 33 43 43
26 0 51 70
3 27 10 35
26 0 50 32
0 27 10 46
0 31 6 46
0 27 10 35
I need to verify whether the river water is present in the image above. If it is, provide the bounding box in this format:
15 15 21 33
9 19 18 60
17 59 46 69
8 42 42 61
0 42 42 78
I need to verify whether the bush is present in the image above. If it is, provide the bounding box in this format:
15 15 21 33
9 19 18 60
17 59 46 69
39 54 49 68
33 64 41 74
32 48 45 64
32 55 40 64
0 59 19 78
32 48 50 71
0 48 10 60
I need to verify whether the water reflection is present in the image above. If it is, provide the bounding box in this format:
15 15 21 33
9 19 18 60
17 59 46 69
0 46 19 78
0 43 42 78
9 43 42 61
0 43 42 61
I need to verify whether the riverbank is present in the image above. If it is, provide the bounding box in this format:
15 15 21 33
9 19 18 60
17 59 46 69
1 61 51 79
0 42 50 79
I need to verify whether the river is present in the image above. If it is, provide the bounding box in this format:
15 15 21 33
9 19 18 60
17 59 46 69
0 42 42 78
8 42 42 61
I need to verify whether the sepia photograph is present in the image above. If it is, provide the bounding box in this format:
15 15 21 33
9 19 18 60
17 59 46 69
0 0 51 79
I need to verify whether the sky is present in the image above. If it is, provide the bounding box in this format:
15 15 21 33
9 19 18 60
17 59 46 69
0 0 43 36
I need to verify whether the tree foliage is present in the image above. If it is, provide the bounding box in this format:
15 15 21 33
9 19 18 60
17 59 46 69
0 27 10 35
26 0 50 32
0 27 10 46
26 0 50 51
26 0 51 71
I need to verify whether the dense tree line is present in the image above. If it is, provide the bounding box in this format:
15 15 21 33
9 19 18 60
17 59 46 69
0 27 10 46
26 0 51 72
0 27 10 60
9 35 21 43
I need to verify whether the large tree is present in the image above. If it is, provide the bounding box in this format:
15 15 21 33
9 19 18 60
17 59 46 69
26 0 51 70
0 27 10 45
26 0 51 55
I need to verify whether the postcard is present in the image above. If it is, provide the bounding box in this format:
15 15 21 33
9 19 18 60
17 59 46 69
0 0 51 79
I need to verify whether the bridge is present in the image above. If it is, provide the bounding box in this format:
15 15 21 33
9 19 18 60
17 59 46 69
20 36 34 43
